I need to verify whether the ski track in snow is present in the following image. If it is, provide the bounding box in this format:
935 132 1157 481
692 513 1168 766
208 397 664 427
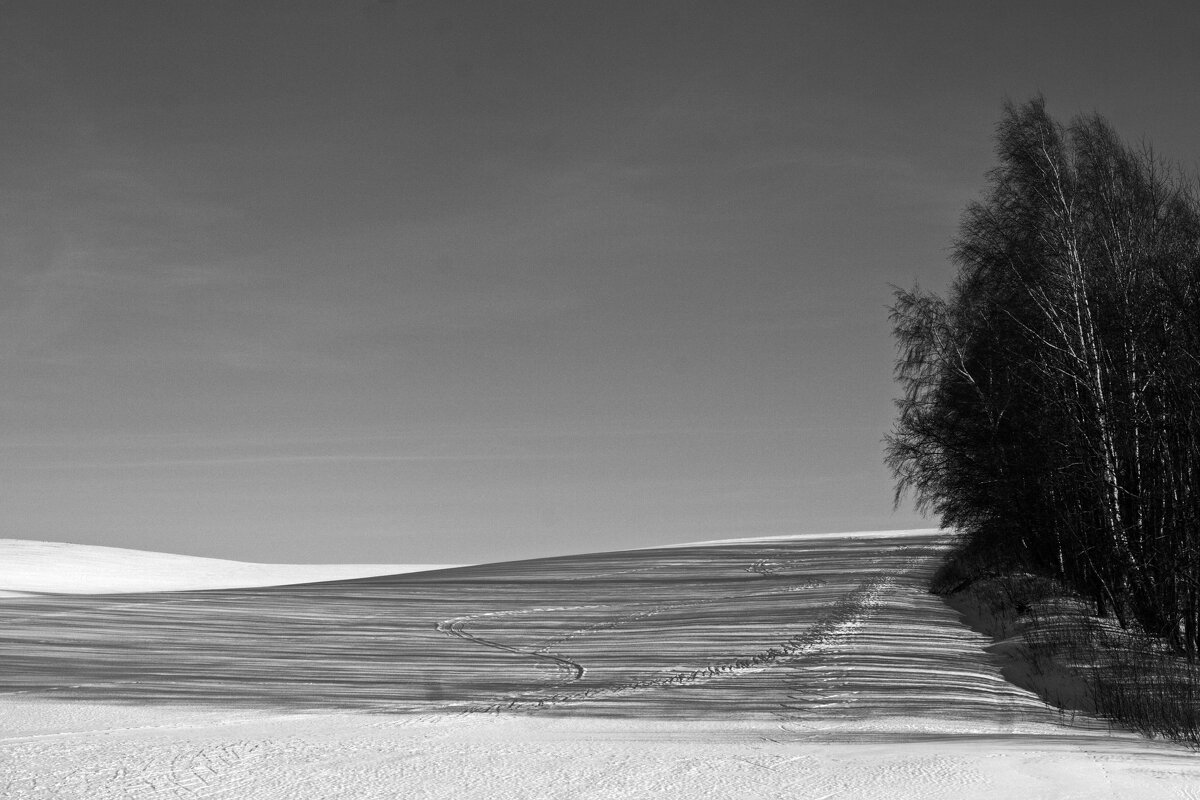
3 530 1200 799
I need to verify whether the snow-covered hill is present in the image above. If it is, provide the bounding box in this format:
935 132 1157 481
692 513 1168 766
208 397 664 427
2 530 1196 799
0 538 457 595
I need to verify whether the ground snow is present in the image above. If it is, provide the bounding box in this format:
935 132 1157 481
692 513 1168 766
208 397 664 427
0 539 457 595
650 527 944 548
2 530 1198 799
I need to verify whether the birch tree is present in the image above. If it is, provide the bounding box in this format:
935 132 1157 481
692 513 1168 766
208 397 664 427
888 97 1200 654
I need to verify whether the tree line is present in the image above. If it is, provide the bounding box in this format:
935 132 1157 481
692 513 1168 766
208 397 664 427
886 97 1200 656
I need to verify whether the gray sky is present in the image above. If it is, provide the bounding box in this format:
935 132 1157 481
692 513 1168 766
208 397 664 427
2 1 1198 563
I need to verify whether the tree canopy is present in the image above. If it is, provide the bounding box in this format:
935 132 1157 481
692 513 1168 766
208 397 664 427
887 97 1200 655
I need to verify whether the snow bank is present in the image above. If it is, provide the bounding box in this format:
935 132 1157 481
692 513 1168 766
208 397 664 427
0 539 459 595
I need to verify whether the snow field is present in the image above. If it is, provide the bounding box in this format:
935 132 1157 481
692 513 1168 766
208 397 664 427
0 538 456 595
2 530 1198 798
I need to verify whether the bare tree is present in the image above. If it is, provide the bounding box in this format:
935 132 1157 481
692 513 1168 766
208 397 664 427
888 97 1200 655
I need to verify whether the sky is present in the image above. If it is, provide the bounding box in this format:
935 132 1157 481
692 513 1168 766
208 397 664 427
1 1 1198 564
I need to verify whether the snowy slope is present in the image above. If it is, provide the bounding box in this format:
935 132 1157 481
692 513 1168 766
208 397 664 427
1 529 1197 799
0 538 457 595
